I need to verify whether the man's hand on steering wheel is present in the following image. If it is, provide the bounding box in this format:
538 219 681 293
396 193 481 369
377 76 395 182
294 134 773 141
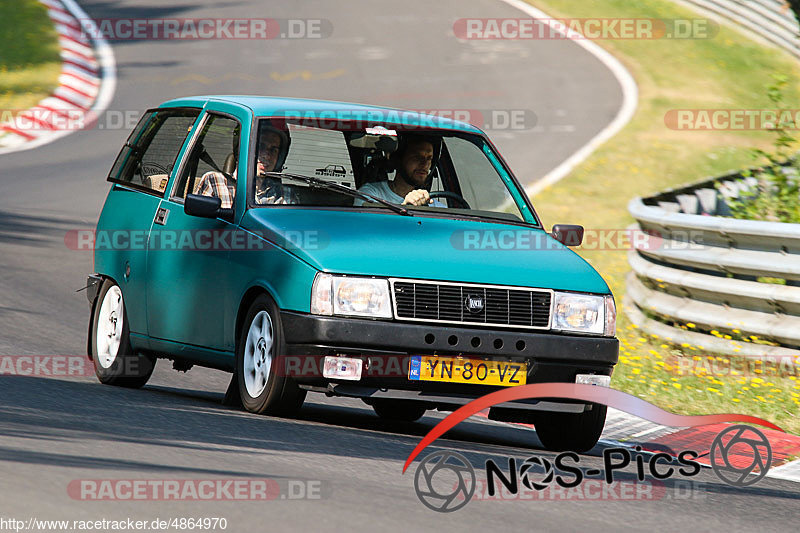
402 189 431 206
400 189 471 209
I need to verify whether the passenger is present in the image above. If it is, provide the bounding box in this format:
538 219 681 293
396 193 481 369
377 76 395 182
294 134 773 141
196 126 239 208
355 136 444 207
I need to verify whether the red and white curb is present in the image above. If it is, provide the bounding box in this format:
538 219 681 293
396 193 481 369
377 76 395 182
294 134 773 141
0 0 116 155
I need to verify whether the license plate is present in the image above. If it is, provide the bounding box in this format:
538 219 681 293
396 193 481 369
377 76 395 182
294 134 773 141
408 356 526 387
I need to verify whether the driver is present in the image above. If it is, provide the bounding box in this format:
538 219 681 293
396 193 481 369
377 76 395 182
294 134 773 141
355 136 443 207
254 124 298 205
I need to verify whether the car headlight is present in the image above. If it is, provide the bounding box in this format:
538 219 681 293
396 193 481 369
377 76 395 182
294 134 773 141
310 273 392 318
552 292 615 336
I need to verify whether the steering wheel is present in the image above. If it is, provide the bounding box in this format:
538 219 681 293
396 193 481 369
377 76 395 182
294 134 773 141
429 191 471 209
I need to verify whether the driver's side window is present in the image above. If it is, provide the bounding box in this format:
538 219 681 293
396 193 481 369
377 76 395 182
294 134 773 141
107 109 200 195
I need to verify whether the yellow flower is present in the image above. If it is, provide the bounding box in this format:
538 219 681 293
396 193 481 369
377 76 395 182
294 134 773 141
707 387 719 393
673 383 682 389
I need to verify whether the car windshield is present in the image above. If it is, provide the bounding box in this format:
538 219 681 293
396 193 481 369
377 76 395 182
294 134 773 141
251 119 537 225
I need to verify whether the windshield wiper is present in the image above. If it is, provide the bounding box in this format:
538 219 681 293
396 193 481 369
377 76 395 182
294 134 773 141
262 172 412 216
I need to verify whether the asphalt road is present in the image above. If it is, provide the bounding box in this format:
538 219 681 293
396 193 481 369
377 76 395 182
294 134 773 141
1 0 797 531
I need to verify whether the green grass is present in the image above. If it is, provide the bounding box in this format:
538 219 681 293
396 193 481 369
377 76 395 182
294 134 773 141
528 0 800 434
0 0 62 112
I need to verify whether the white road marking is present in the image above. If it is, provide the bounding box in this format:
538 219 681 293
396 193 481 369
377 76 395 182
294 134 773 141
767 458 800 483
497 0 639 196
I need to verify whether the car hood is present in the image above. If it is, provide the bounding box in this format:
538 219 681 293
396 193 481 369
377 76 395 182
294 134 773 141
241 209 610 294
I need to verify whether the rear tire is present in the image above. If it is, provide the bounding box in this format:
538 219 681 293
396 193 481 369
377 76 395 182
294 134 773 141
90 279 155 388
371 399 427 422
236 294 305 415
533 404 607 453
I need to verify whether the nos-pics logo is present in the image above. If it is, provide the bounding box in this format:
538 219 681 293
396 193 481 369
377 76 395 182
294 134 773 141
413 424 772 512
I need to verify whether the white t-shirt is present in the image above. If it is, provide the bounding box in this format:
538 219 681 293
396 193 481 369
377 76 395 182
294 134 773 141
355 180 445 207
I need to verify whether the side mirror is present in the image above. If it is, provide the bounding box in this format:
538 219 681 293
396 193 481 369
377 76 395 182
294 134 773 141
185 193 222 218
551 224 584 246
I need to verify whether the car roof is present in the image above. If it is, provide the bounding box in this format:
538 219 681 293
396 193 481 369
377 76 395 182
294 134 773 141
160 95 484 134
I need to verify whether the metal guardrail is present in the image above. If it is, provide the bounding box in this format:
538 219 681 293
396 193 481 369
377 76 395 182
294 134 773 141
677 0 800 58
626 170 800 356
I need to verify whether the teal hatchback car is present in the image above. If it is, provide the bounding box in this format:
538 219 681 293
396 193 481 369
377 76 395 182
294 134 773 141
87 96 618 452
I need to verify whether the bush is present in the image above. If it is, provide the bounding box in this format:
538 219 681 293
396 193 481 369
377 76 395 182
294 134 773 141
725 75 800 223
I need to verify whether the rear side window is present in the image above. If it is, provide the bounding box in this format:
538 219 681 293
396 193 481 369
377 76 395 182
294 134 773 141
108 108 200 195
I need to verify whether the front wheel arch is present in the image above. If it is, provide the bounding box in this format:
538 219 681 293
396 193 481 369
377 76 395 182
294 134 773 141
235 285 279 352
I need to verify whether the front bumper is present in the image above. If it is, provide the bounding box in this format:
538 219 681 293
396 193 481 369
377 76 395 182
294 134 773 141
280 312 618 414
281 311 618 364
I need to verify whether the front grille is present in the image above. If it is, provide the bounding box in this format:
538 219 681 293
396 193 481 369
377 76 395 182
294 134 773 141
392 280 551 329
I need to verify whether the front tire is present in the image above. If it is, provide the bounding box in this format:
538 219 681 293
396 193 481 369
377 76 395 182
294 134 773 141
90 279 155 388
236 294 305 415
533 404 607 453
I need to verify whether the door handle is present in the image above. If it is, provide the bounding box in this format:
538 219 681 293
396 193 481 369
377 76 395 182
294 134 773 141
154 207 170 226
